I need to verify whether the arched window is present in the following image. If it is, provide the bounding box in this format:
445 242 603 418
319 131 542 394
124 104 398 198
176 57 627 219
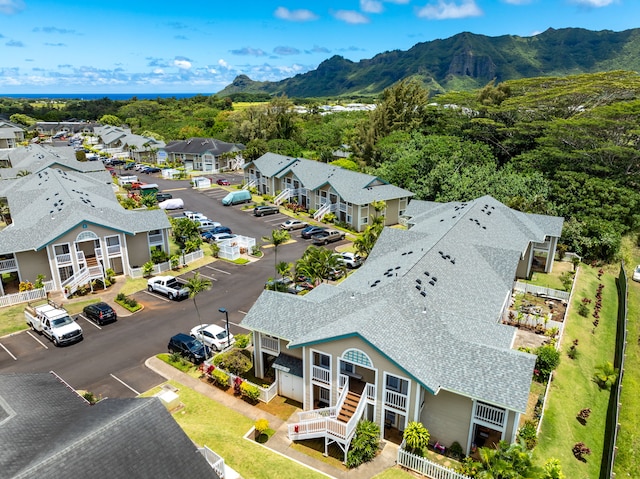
76 231 98 242
342 349 372 368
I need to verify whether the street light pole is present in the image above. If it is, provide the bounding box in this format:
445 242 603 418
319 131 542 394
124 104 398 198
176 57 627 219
219 307 230 349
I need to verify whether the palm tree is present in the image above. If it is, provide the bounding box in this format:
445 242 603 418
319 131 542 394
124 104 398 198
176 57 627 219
594 361 618 390
185 272 212 326
276 261 292 280
262 229 290 274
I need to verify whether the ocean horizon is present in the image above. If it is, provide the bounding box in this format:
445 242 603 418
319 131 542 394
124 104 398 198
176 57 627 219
0 93 216 101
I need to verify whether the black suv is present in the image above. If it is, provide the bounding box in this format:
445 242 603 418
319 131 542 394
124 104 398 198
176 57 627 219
168 333 210 364
253 205 280 217
82 302 117 325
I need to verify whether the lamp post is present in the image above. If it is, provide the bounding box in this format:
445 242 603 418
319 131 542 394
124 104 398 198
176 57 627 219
219 307 230 349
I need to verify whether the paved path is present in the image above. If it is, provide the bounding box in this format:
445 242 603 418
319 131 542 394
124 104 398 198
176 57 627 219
146 356 400 479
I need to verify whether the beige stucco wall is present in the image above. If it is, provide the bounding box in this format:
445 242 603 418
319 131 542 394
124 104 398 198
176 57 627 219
515 243 532 279
282 339 302 359
16 249 50 283
126 233 152 267
420 389 473 449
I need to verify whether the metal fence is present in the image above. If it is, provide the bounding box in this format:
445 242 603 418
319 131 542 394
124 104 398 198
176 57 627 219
601 263 629 479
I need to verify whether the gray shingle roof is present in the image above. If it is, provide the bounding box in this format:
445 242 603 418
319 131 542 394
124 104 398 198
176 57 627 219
0 372 218 479
164 138 245 156
247 153 413 205
241 195 564 412
0 167 170 255
0 144 105 179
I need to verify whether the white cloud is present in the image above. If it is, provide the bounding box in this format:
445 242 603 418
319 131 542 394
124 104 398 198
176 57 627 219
361 0 384 13
502 0 533 4
569 0 616 6
153 68 164 74
417 0 483 19
385 0 410 3
0 0 25 15
332 10 370 24
274 7 318 21
173 59 192 69
218 59 230 69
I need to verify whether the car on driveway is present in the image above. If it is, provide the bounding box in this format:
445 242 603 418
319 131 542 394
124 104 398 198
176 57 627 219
253 205 280 217
336 252 363 269
301 225 326 239
145 166 161 173
201 226 232 241
312 229 346 245
633 264 640 282
281 219 308 231
216 178 231 186
156 192 173 202
167 333 210 364
82 302 117 325
208 233 237 243
190 324 235 351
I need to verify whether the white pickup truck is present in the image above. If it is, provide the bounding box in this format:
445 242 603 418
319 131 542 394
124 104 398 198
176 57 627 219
147 276 190 300
24 301 83 346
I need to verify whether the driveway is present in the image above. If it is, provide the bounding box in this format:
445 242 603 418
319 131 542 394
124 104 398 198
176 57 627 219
0 171 350 399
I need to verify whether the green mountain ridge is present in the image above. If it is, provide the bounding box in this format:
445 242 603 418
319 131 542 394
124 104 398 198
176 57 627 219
218 27 640 98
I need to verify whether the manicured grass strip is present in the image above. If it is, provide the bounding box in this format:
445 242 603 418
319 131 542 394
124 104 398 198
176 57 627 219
533 265 617 479
373 468 417 479
141 380 327 479
613 240 640 477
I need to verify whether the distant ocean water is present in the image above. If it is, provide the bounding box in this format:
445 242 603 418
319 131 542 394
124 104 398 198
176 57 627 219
0 93 214 100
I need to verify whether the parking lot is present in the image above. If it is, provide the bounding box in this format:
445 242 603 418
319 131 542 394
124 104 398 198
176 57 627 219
0 171 350 398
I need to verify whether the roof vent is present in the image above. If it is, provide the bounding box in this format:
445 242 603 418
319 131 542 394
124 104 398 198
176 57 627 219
432 277 437 282
429 280 435 286
420 291 427 298
424 271 429 276
416 279 422 285
415 285 421 291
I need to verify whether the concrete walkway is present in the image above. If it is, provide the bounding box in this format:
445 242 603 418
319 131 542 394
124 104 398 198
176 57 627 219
146 356 399 479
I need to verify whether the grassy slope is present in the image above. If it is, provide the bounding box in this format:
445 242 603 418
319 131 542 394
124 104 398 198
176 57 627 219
533 264 617 479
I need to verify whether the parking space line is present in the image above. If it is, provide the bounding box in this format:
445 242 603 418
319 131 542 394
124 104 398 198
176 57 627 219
264 217 284 223
162 187 187 192
186 272 217 282
26 330 49 349
238 310 248 315
77 314 102 330
0 341 17 360
110 374 141 395
206 266 231 275
229 321 250 329
142 290 172 302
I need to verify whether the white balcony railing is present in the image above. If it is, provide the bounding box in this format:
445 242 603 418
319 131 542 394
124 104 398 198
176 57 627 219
312 365 331 385
56 253 72 264
338 373 348 390
366 383 376 401
474 402 505 427
107 244 121 255
385 390 408 412
260 334 279 355
148 233 163 245
0 258 17 272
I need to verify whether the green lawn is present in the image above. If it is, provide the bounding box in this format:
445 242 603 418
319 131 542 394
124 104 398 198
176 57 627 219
373 467 416 478
141 380 327 479
613 238 640 477
524 260 574 291
533 264 618 479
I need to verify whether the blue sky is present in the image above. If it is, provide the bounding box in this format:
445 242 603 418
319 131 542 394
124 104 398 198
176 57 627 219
0 0 637 94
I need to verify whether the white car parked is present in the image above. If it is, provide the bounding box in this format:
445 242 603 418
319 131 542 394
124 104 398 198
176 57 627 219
633 264 640 282
190 324 235 351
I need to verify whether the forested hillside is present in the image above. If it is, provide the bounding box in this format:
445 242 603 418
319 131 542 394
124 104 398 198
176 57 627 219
217 27 640 97
3 70 639 261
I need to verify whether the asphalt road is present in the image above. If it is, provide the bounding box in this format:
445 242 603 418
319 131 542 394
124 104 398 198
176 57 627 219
0 170 346 398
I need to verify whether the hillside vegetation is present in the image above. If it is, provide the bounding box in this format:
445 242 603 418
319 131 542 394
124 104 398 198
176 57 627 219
217 27 640 98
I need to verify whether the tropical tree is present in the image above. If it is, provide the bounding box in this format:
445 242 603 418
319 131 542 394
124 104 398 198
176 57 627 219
594 361 618 390
403 421 430 455
262 229 290 274
476 440 542 479
354 214 385 258
170 217 201 250
99 114 121 126
276 261 292 280
185 272 212 326
295 245 343 284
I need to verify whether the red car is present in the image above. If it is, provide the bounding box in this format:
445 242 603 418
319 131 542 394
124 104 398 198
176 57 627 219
216 178 230 186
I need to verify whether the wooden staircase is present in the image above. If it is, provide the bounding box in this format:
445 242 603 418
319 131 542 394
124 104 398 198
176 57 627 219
338 390 361 423
86 256 99 267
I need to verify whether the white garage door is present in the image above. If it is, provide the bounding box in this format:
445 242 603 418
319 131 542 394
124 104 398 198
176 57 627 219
279 371 303 403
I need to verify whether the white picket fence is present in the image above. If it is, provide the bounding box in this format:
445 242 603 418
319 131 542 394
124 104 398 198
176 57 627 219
513 281 570 300
397 444 471 479
198 446 225 478
128 249 204 278
0 281 56 308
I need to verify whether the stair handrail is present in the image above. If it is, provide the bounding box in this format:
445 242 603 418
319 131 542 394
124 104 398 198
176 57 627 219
334 376 349 413
345 383 373 440
274 188 291 205
313 202 331 221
